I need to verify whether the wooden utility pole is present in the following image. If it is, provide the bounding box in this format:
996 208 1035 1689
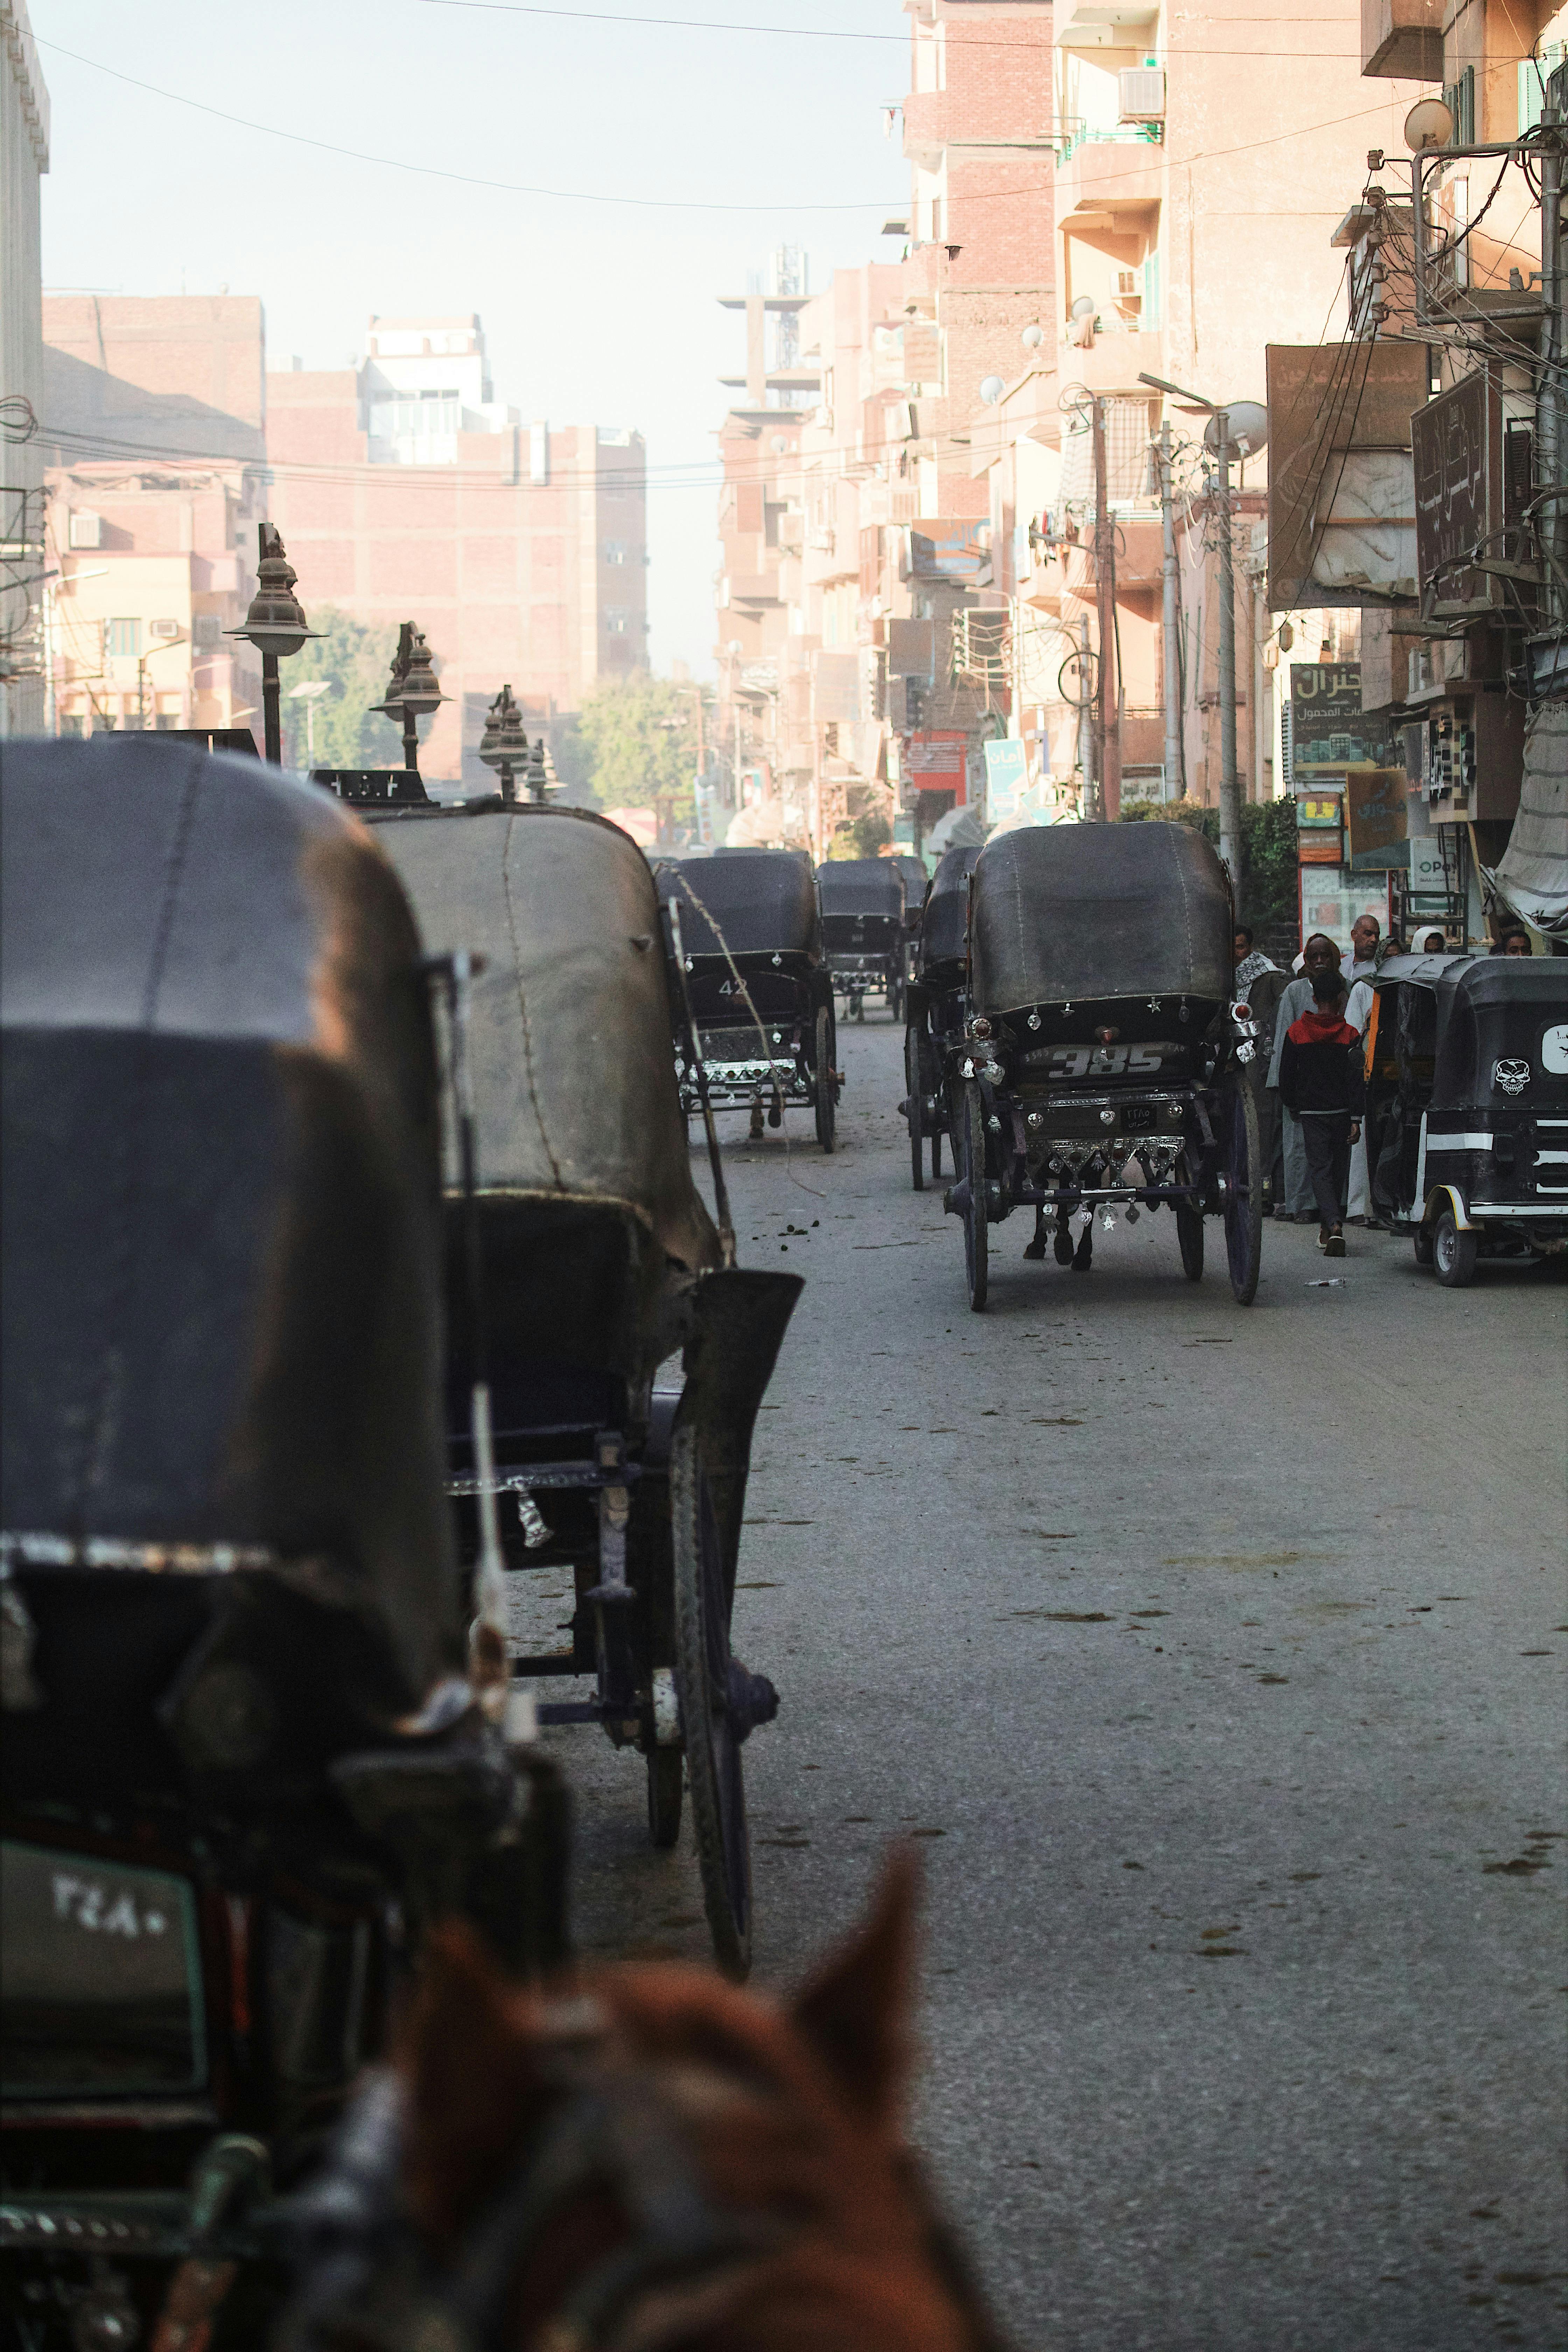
1092 397 1121 819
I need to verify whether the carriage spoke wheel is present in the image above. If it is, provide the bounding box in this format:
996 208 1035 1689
1222 1082 1262 1306
962 1078 988 1312
813 1006 836 1153
904 1022 926 1191
670 1426 752 1980
646 1747 682 1848
1175 1148 1205 1281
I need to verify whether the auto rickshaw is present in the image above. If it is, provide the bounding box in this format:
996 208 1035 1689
2 739 562 2351
1362 950 1568 1284
358 801 802 1975
944 821 1264 1310
655 850 838 1153
816 859 907 1022
901 842 981 1191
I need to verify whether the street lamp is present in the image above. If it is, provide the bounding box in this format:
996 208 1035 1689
288 678 331 767
226 525 321 764
135 630 185 730
478 681 530 801
1138 371 1269 883
372 622 447 785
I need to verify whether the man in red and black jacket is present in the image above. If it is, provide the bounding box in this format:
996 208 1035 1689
1278 968 1365 1258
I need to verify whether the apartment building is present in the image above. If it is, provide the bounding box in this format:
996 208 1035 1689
970 0 1431 821
1 0 50 735
268 316 647 782
39 297 268 738
714 0 1055 852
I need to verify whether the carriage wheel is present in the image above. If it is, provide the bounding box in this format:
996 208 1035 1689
904 1023 926 1192
1222 1083 1262 1306
962 1079 988 1312
1176 1175 1205 1281
670 1426 752 1979
813 1007 836 1154
646 1747 682 1848
932 1122 942 1181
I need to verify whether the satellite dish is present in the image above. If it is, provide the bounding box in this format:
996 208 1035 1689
1021 323 1045 351
1404 95 1454 152
980 375 1005 406
1203 400 1269 461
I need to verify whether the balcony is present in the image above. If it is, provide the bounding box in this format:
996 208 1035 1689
1054 327 1167 399
1361 0 1441 79
1055 126 1163 230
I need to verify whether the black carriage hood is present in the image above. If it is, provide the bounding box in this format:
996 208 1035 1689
0 735 462 1711
1425 956 1568 1105
655 850 820 961
816 859 906 919
373 804 720 1274
919 843 982 974
969 820 1232 1016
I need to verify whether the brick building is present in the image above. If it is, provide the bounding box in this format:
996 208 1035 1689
715 0 1054 853
267 316 646 782
40 296 267 738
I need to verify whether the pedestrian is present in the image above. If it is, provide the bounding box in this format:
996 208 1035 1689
1234 925 1286 1217
1267 933 1343 1221
1491 924 1533 955
1415 928 1448 954
1346 912 1380 978
1279 967 1365 1257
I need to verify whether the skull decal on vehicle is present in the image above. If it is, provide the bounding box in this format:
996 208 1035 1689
1492 1058 1531 1096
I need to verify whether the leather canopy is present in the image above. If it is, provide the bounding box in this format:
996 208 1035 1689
816 859 905 919
969 820 1232 1016
918 843 982 976
656 850 820 961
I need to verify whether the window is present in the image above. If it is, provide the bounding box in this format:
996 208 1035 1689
604 609 629 635
68 510 101 550
107 618 141 658
603 540 627 565
368 392 461 438
1442 65 1475 145
1520 45 1566 133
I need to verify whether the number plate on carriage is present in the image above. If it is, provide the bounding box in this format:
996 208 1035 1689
0 1843 207 2099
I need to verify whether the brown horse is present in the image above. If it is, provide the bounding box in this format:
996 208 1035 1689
281 1852 1007 2352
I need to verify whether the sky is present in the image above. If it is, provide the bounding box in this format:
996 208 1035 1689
33 0 910 678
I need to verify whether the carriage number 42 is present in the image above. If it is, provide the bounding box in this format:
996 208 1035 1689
1045 1045 1166 1076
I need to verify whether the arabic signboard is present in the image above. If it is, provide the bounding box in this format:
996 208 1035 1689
1412 372 1502 615
1289 663 1392 770
1346 766 1410 870
983 737 1029 824
1297 788 1345 866
906 730 968 801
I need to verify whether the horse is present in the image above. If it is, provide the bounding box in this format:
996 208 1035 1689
279 1851 1008 2352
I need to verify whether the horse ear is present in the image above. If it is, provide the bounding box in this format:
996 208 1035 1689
790 1848 918 2128
399 1924 543 2244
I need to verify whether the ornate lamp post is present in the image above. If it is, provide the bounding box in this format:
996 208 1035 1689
372 623 447 785
227 525 320 764
478 682 531 801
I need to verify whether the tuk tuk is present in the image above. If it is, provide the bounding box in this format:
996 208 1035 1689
891 854 929 992
363 802 802 1975
1363 951 1568 1284
901 842 981 1191
944 821 1264 1309
655 850 838 1153
2 740 560 2350
816 859 907 1022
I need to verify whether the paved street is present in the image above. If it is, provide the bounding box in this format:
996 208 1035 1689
527 1008 1567 2352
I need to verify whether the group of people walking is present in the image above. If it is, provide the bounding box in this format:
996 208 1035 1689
1232 912 1531 1254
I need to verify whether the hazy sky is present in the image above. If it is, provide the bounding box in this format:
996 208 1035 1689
34 0 910 677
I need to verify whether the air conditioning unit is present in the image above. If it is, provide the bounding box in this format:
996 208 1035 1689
68 510 101 550
1118 67 1165 122
150 618 181 640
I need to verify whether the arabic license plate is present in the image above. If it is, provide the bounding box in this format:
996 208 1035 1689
0 1841 207 2098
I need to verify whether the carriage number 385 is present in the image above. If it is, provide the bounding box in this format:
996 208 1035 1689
1046 1045 1166 1076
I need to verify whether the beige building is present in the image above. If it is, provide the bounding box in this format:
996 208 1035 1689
1 0 50 735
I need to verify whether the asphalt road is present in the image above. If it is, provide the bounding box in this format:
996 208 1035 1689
517 1007 1567 2352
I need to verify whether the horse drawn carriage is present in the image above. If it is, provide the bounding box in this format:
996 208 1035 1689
942 821 1264 1309
362 803 800 1976
901 842 981 1192
816 859 908 1023
655 850 838 1152
2 739 566 2349
1362 949 1568 1284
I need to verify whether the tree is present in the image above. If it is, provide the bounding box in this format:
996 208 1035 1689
279 607 404 772
1119 793 1299 940
576 676 701 832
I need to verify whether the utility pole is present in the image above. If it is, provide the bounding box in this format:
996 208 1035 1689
1539 104 1565 620
1212 410 1241 883
1078 612 1097 817
1157 419 1181 802
1091 396 1120 818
